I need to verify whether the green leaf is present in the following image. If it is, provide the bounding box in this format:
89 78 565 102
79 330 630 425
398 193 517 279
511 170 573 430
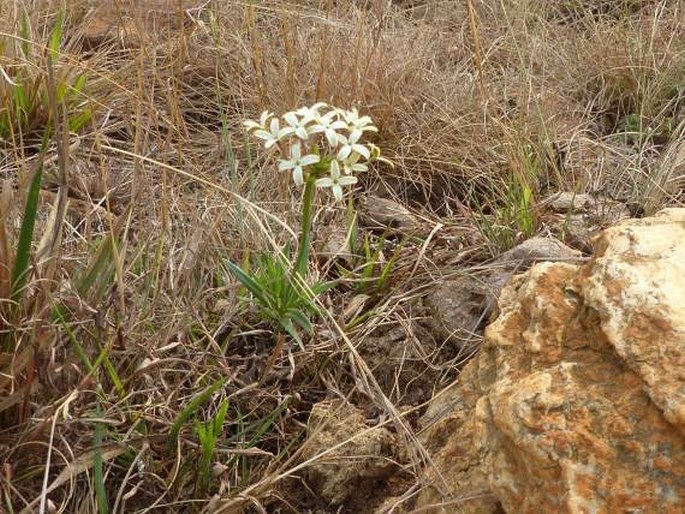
287 309 312 334
310 279 336 295
10 138 47 307
225 259 267 304
93 402 109 514
68 108 92 132
280 318 305 351
48 11 64 64
168 378 226 452
20 12 31 59
70 72 88 97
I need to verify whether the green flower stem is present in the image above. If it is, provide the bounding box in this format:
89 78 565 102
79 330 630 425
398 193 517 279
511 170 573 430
294 175 316 279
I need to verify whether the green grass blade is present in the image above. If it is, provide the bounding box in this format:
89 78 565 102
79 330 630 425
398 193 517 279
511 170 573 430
167 378 226 452
93 402 109 514
48 11 63 64
53 303 93 372
10 141 46 307
225 259 267 304
287 309 312 334
244 397 290 448
76 236 115 298
20 11 31 59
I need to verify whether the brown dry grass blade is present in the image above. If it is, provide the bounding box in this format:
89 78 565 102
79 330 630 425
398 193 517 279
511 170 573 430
19 444 129 514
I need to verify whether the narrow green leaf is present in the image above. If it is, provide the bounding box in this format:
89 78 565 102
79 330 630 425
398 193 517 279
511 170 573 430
20 12 31 59
10 139 46 305
93 402 109 514
168 378 226 452
76 236 115 298
68 108 92 132
70 72 88 97
225 259 267 304
245 397 290 448
48 11 64 63
288 309 312 334
53 303 93 372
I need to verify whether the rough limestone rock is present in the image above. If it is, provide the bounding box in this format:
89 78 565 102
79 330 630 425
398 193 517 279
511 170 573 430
415 209 685 513
303 400 399 507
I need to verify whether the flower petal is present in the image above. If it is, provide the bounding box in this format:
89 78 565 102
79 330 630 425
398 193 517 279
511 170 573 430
283 111 298 126
316 177 333 188
290 143 301 160
337 146 352 161
253 129 273 141
259 110 272 126
293 166 304 186
352 144 371 160
338 175 358 186
329 160 341 179
300 154 320 166
278 159 295 170
331 120 348 130
325 128 338 146
278 126 296 139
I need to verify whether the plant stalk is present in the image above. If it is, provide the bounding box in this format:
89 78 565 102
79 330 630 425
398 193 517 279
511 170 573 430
294 176 316 279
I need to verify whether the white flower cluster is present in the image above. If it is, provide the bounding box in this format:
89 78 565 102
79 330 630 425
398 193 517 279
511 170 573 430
244 103 381 201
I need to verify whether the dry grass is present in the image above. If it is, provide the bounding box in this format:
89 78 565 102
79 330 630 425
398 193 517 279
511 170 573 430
0 0 683 512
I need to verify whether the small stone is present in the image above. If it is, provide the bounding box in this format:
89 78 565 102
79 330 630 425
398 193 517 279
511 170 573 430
358 195 419 234
496 236 582 266
303 400 399 507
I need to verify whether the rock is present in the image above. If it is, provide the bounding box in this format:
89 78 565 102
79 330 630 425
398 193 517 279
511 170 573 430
542 191 631 252
358 195 420 234
415 209 685 513
496 235 582 266
421 275 491 348
315 223 354 265
303 400 399 508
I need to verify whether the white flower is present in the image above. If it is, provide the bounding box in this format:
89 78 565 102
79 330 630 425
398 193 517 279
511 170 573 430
253 117 295 149
296 102 328 119
315 160 357 201
341 153 368 175
283 111 314 141
336 131 371 161
342 107 378 141
278 143 320 186
243 110 272 132
309 110 348 147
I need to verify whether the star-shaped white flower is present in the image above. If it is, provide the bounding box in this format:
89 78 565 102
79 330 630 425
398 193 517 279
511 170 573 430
336 131 371 161
278 143 320 186
309 111 348 147
315 160 357 201
295 102 328 119
243 110 272 132
341 153 368 174
283 110 315 141
253 117 295 149
342 107 378 141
